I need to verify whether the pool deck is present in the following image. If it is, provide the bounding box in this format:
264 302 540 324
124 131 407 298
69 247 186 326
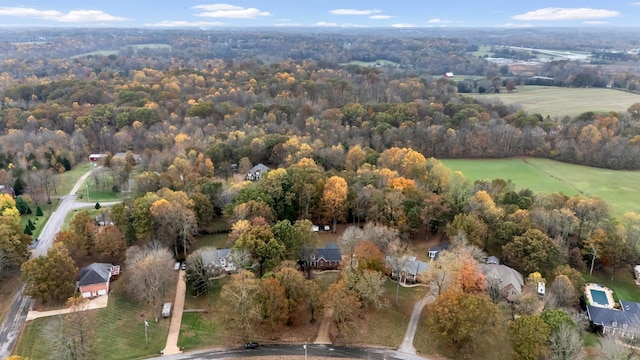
585 283 616 309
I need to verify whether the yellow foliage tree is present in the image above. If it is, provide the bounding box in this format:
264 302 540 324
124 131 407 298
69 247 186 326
322 176 348 233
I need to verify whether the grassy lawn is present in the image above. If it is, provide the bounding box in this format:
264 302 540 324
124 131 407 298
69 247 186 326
179 277 230 349
583 270 640 302
55 163 92 196
191 233 231 251
442 157 640 217
0 270 21 325
354 281 427 348
14 291 170 360
474 86 640 119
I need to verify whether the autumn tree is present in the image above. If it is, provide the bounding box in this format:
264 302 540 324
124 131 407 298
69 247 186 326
503 228 564 277
185 247 225 297
221 270 260 336
548 322 584 360
354 241 385 272
0 215 31 274
323 280 361 340
234 218 285 276
274 266 307 322
427 291 504 359
510 315 550 360
69 210 96 256
94 225 126 262
21 243 77 302
124 245 174 321
258 277 289 331
322 176 348 233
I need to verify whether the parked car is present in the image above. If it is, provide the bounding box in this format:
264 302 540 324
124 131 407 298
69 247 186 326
162 302 172 318
180 262 186 270
244 342 259 349
173 262 180 271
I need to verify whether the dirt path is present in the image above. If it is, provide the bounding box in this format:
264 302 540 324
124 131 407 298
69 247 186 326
313 308 334 344
398 286 437 354
162 270 186 355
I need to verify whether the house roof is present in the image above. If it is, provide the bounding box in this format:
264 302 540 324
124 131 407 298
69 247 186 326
249 163 269 175
481 264 524 294
201 248 231 267
385 255 431 276
79 263 112 287
587 302 640 329
314 243 342 262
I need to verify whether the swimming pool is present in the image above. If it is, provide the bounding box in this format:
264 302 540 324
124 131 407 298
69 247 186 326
590 289 610 306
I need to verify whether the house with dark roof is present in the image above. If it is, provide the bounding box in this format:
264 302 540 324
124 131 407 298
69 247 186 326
310 243 342 270
78 263 113 298
588 301 640 338
246 163 269 181
385 255 431 283
428 242 449 261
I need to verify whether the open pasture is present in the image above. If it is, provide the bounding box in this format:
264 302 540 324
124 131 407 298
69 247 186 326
474 86 640 119
442 157 640 217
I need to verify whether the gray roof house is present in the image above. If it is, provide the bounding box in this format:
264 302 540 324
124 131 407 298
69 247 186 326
311 243 342 270
246 163 269 181
201 248 236 273
481 263 524 300
78 263 113 298
588 301 640 338
386 255 431 283
428 242 449 260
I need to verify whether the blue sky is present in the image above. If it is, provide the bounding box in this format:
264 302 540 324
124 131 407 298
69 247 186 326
1 1 640 28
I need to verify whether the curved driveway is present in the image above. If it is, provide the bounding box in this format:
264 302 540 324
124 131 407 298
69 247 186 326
0 168 96 358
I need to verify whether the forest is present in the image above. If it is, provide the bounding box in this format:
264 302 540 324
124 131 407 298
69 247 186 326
3 27 640 359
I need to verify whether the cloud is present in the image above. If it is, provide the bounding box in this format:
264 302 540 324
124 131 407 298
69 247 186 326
392 23 417 28
428 18 451 23
369 15 395 19
145 20 225 27
0 6 128 22
315 21 338 27
498 22 533 28
512 7 619 21
632 2 640 5
192 4 270 18
330 9 381 15
583 21 608 24
274 22 303 27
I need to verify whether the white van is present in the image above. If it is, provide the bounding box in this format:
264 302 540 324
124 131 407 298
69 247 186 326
162 302 172 318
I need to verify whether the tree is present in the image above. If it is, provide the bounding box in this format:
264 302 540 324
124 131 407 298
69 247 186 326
21 243 77 302
0 215 31 273
70 210 96 256
47 296 97 360
584 228 605 276
596 336 636 360
510 315 550 360
15 195 30 215
502 228 564 277
258 277 289 331
274 266 307 321
427 291 503 359
185 247 225 298
124 245 174 321
323 280 361 340
339 226 364 267
548 275 578 309
342 268 388 309
548 322 584 360
354 241 385 272
541 308 575 333
322 176 348 233
94 225 126 262
221 270 260 336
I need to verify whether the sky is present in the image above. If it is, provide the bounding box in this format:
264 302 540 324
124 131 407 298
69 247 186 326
1 1 640 28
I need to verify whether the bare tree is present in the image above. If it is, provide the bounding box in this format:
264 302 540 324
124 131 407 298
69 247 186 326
44 296 97 360
548 322 584 360
597 336 638 360
125 245 174 321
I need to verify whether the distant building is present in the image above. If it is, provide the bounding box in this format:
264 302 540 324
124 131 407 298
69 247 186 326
246 163 269 181
481 263 524 300
310 243 342 270
0 185 15 198
443 72 455 78
78 263 114 298
386 255 431 284
428 242 449 261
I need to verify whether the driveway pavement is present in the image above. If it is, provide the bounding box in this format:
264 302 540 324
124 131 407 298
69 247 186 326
25 294 109 321
162 270 187 355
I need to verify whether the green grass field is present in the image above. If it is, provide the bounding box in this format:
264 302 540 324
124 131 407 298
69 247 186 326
442 157 640 217
14 293 170 360
474 86 640 119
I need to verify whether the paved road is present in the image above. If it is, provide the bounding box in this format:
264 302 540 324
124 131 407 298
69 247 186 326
0 168 94 358
150 344 431 360
162 269 187 355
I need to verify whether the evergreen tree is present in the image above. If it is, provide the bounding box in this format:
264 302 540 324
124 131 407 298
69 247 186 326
36 206 43 216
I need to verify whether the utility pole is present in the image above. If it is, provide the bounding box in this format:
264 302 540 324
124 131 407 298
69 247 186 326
86 183 90 201
304 341 307 360
144 318 149 348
